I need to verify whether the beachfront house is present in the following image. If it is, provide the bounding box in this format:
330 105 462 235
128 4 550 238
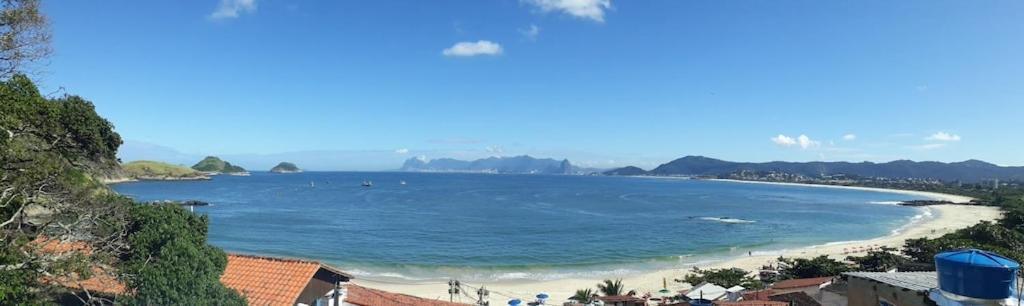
843 272 937 306
843 249 1021 306
685 282 730 301
219 254 353 306
41 240 469 306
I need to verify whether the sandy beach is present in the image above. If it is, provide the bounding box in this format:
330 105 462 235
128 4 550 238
354 182 1001 304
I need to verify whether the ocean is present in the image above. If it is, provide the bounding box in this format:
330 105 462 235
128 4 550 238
111 172 926 282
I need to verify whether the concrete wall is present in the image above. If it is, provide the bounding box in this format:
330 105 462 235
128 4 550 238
846 277 934 306
296 269 350 306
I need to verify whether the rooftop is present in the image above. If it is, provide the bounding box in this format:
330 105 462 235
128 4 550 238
220 254 351 306
842 272 937 292
770 276 834 290
346 284 469 306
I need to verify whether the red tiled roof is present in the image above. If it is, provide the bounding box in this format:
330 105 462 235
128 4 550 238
346 284 469 306
715 300 789 306
771 276 834 290
768 292 822 306
44 266 127 296
741 289 777 301
220 254 332 306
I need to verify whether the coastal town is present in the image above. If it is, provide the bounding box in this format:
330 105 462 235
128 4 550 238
4 1 1024 306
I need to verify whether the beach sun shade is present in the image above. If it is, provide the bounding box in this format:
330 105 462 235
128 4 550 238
508 298 522 306
658 288 673 296
536 293 549 299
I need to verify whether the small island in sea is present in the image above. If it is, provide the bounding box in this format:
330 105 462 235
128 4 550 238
191 156 249 176
122 160 210 181
270 162 302 173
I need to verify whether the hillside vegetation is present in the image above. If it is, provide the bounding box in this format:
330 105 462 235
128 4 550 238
270 161 301 173
607 155 1024 182
191 156 246 173
1 74 244 304
122 160 209 180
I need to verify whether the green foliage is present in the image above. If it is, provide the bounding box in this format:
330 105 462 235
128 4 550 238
571 288 594 303
846 247 906 272
597 279 624 296
122 160 205 179
902 221 1024 265
191 156 246 173
119 204 245 306
270 161 300 172
680 267 763 289
1 74 128 304
777 255 851 279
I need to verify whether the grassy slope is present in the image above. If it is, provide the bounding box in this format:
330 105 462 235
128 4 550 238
123 160 208 179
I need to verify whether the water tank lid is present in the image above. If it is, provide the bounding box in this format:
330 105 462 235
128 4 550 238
935 249 1020 269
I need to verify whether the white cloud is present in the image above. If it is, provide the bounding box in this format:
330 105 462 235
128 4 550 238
915 85 929 92
925 132 961 142
523 0 612 22
520 24 541 40
842 134 856 141
485 145 504 154
771 134 797 147
442 40 503 57
209 0 257 19
797 135 819 149
771 134 819 149
394 148 409 154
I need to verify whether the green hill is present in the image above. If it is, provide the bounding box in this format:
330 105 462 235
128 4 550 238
123 160 210 180
270 162 301 173
191 156 247 173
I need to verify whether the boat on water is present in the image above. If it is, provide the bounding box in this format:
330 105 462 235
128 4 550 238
361 180 373 187
400 180 407 185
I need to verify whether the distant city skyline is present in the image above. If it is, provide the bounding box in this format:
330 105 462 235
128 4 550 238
38 1 1024 169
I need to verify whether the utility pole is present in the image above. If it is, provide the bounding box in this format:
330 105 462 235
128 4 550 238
448 279 461 302
476 286 490 306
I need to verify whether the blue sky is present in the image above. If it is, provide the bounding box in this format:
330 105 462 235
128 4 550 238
38 1 1024 170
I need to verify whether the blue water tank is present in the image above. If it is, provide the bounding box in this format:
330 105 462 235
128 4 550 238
934 249 1020 299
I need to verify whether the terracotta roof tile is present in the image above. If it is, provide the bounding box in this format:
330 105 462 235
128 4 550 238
741 289 776 301
346 284 469 306
220 254 323 306
770 276 834 290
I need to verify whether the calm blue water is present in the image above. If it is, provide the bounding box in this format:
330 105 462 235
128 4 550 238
112 172 925 281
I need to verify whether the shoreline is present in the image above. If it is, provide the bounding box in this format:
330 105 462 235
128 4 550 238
707 178 975 204
355 182 999 303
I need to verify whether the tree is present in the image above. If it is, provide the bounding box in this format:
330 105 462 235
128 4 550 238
777 255 850 279
1 74 131 305
846 247 906 272
597 279 624 296
680 267 763 289
571 288 595 303
0 0 51 79
118 204 245 305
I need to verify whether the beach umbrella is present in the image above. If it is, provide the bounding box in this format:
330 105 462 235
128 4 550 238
536 293 549 300
508 298 522 306
658 288 672 297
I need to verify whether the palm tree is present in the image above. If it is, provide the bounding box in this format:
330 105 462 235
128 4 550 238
571 288 594 303
597 279 624 296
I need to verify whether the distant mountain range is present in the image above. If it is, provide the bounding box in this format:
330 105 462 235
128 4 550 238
604 156 1024 182
401 155 601 175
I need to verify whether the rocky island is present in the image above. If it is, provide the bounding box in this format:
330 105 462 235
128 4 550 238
122 160 211 181
191 156 249 175
270 162 302 173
